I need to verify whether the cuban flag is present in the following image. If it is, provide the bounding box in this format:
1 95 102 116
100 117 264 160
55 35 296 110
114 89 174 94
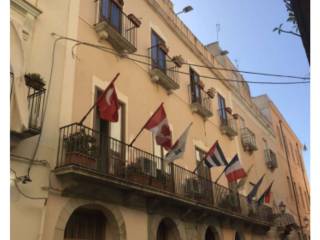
144 104 172 151
224 154 247 183
164 123 192 163
204 141 228 168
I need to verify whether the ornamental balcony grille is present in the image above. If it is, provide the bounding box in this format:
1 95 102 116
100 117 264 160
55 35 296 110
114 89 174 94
55 123 274 227
240 127 258 152
218 109 238 138
188 84 213 118
265 149 278 170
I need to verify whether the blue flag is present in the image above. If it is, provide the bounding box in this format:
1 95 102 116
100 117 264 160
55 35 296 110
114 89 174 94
247 175 265 203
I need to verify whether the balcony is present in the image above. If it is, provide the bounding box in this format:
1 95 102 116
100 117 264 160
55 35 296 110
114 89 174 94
148 45 180 92
95 1 140 54
240 127 258 152
188 85 213 118
265 149 278 170
11 88 46 141
218 109 238 138
55 123 274 230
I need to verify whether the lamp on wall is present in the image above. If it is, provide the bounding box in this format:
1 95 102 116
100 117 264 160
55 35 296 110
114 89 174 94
175 5 193 15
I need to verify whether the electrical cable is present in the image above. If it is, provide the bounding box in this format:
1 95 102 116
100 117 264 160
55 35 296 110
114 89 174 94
62 35 309 85
11 168 47 201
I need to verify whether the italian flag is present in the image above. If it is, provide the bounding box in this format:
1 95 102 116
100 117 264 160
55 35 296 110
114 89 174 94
257 181 273 205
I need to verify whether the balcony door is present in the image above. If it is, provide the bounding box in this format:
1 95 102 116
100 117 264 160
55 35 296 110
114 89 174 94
101 0 122 33
151 30 166 72
95 89 125 176
195 148 211 181
190 68 201 104
218 94 227 123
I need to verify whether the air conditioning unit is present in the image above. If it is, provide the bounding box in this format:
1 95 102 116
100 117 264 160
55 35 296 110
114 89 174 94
136 157 157 177
185 178 202 195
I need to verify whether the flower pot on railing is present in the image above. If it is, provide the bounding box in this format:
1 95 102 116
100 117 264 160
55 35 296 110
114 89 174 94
159 43 169 54
172 55 184 68
63 129 97 168
127 14 141 28
24 73 45 91
207 87 216 99
232 113 239 120
225 107 232 114
113 0 124 8
198 80 205 90
126 163 150 185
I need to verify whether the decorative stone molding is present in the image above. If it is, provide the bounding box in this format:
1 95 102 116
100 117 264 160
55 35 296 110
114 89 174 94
148 214 187 240
11 0 42 18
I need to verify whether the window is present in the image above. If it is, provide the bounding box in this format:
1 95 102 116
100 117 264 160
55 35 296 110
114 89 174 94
153 137 170 173
100 0 122 32
218 94 227 121
289 142 295 163
239 116 245 129
151 30 166 72
95 89 125 173
195 148 211 180
287 176 293 198
277 126 284 150
190 68 201 104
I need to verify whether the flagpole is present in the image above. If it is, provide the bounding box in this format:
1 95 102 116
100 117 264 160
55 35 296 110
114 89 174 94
129 102 163 146
214 164 229 183
192 158 204 173
79 73 120 125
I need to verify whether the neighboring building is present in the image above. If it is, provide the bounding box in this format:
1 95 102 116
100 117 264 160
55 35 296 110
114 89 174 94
10 0 310 240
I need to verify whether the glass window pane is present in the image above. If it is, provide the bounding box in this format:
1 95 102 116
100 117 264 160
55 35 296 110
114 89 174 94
110 105 122 140
111 3 121 32
101 0 110 19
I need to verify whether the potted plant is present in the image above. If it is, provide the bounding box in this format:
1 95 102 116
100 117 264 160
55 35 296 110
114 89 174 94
126 160 150 185
225 107 232 114
128 14 141 28
198 80 205 90
63 129 97 168
172 55 184 68
158 42 169 54
24 73 45 90
232 113 239 120
207 87 216 99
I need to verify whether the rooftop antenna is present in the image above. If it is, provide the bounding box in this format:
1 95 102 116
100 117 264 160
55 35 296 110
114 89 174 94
235 59 239 68
216 23 220 41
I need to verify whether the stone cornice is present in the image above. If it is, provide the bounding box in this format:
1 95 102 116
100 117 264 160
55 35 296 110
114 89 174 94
11 0 42 17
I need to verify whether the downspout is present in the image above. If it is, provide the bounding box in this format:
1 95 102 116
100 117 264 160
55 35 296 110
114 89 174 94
279 120 303 239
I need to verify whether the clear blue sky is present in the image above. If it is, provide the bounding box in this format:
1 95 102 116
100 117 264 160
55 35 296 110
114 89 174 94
172 0 310 178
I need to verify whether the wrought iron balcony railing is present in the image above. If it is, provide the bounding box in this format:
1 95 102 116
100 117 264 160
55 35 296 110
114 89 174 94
95 1 139 54
240 127 258 152
28 89 46 133
265 149 278 170
56 123 273 225
148 45 180 91
218 109 238 138
188 84 213 118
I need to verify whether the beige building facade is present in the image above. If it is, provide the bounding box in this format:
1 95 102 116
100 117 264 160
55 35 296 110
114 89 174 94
10 0 310 240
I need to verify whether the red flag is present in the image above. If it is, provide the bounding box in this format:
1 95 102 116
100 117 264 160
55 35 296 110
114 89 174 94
97 81 119 122
144 104 172 150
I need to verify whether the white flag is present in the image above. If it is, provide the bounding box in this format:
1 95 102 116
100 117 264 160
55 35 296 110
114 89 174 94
164 123 192 163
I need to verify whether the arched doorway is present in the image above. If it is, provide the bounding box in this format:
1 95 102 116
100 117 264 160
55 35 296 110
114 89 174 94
205 226 218 240
156 218 180 240
64 206 122 240
235 231 244 240
64 208 106 240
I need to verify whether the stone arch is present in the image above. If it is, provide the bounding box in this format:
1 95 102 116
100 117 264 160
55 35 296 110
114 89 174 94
234 230 245 240
198 223 223 240
53 198 126 240
149 214 186 240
